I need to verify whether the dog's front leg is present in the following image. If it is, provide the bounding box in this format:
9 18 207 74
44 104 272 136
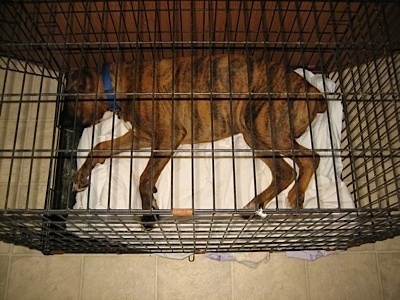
139 127 187 229
139 152 171 227
73 130 137 191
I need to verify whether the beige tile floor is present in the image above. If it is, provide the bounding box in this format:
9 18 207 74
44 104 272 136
0 236 399 300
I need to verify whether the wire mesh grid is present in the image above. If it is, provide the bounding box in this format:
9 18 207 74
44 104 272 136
0 1 399 254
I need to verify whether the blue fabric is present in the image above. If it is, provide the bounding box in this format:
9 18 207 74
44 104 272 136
101 63 119 111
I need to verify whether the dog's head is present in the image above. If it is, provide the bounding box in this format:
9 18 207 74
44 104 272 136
64 69 109 127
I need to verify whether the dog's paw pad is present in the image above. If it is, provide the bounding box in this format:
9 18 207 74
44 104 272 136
141 214 159 230
72 174 90 192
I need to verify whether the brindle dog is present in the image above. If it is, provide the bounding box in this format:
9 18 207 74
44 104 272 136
66 54 327 225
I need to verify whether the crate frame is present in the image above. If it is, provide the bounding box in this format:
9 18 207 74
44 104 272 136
0 0 399 255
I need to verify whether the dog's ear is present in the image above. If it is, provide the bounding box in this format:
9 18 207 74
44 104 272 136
65 69 92 93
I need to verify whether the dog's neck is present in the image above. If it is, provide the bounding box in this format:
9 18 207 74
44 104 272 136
101 63 120 111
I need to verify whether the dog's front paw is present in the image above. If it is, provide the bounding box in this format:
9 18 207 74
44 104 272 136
141 199 160 230
72 169 90 192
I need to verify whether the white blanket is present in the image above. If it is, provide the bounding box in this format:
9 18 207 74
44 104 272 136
74 69 353 211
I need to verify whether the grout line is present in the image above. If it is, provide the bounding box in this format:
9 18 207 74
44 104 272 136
374 250 384 300
4 245 13 300
79 255 84 300
155 255 158 300
304 259 311 300
231 261 234 300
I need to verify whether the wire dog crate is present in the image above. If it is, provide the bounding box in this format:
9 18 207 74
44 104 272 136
0 1 399 255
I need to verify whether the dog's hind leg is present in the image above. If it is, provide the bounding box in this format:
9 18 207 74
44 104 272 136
243 154 295 211
287 141 320 209
139 125 187 228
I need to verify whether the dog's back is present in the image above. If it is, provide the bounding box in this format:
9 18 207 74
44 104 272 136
108 55 327 145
